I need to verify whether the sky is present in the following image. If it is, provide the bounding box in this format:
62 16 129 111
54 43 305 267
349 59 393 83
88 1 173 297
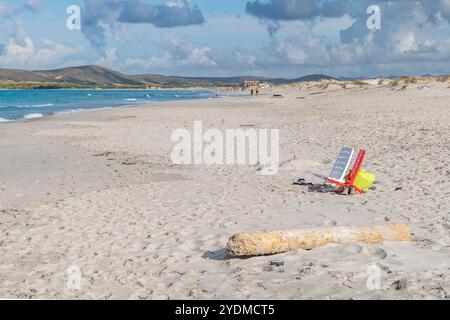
2 0 450 78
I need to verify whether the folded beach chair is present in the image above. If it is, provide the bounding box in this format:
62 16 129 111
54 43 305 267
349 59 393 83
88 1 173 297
326 148 367 194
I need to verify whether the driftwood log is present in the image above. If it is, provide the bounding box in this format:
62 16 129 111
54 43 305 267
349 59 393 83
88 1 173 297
226 223 411 257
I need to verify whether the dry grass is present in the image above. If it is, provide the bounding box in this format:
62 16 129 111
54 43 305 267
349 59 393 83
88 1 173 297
437 76 450 83
404 77 421 84
353 81 369 87
390 79 404 88
319 82 330 90
391 76 426 87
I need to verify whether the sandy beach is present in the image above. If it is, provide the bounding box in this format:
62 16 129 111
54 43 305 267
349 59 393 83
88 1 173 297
0 81 449 300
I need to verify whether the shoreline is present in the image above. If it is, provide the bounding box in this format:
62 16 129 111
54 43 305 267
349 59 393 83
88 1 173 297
0 88 235 123
0 93 247 126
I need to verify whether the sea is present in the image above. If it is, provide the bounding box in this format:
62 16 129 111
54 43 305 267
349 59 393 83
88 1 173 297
0 89 214 122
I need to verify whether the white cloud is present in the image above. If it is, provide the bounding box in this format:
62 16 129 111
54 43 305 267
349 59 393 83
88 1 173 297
0 37 82 69
0 0 41 17
96 47 119 67
164 37 216 66
126 53 172 69
24 0 42 13
125 37 216 71
395 33 417 54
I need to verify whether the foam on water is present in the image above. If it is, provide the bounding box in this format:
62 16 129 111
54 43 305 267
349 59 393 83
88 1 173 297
24 113 44 120
5 103 54 109
33 103 54 108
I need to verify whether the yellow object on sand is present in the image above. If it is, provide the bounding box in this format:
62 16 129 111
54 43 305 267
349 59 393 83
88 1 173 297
353 169 376 191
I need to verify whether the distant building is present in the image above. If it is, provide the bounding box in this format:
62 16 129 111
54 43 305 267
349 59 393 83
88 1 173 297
242 80 261 95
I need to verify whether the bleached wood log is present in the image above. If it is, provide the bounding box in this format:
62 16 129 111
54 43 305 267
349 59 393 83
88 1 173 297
226 223 411 257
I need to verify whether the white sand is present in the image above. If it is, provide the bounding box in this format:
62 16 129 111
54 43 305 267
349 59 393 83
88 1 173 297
0 81 449 299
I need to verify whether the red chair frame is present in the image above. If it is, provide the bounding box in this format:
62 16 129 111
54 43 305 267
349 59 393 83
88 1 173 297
326 149 366 194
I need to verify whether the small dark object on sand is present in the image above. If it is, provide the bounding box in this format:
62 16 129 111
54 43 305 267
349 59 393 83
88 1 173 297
294 178 314 187
393 279 407 290
395 187 403 191
273 94 284 98
270 260 285 267
294 178 337 193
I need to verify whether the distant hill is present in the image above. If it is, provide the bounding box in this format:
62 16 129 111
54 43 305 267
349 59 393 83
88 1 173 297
0 65 336 88
288 74 336 83
0 65 142 86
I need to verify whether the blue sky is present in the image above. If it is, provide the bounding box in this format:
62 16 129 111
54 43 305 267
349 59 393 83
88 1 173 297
2 0 450 78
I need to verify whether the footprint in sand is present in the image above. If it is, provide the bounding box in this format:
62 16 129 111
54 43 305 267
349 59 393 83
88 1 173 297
342 244 363 254
363 246 387 260
323 220 337 227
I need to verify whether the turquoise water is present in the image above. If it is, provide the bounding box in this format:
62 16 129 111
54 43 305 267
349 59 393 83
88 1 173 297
0 89 214 122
